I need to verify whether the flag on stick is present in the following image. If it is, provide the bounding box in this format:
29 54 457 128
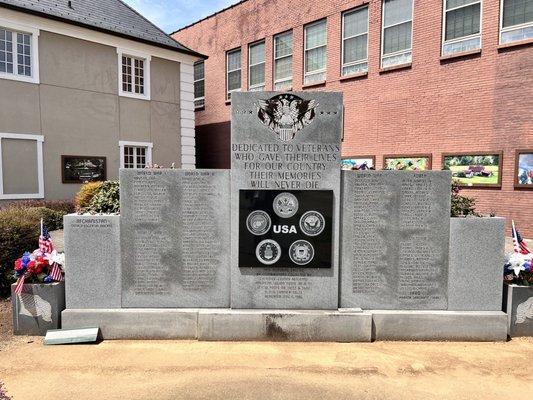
14 274 26 295
49 263 64 282
39 221 54 254
512 220 531 255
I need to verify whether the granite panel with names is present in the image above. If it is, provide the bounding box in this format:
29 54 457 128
340 171 452 310
120 169 230 308
230 91 342 309
64 215 121 309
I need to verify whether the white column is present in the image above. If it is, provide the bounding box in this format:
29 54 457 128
180 62 196 169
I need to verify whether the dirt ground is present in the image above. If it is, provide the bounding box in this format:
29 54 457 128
0 300 532 400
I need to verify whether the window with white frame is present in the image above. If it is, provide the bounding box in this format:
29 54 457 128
500 0 533 44
342 6 369 76
118 49 150 100
304 20 327 85
381 0 413 68
226 48 241 100
442 0 482 56
119 141 152 169
194 61 205 109
248 41 265 91
274 31 293 90
0 133 44 200
0 22 39 83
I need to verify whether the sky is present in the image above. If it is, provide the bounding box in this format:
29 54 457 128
123 0 240 33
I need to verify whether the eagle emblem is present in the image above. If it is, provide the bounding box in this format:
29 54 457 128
256 94 319 141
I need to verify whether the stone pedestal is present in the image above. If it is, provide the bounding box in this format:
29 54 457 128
503 283 533 337
64 215 121 309
448 217 505 311
12 282 65 336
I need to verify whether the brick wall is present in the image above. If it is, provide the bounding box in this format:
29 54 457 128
173 0 533 237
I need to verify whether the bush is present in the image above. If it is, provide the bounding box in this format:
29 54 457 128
451 181 479 217
75 181 103 212
0 206 68 298
84 181 120 214
0 208 40 297
2 199 75 214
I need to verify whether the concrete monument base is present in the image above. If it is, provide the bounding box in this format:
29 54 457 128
62 309 508 342
372 310 508 341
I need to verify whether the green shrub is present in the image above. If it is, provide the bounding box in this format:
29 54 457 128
85 181 120 214
451 181 479 217
3 199 75 214
0 208 40 298
0 206 68 298
75 181 103 212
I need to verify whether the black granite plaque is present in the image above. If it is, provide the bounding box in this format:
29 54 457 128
239 190 333 268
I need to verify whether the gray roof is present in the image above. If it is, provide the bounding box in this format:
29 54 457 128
0 0 205 58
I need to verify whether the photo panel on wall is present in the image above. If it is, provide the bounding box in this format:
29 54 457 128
341 156 375 171
442 152 503 189
515 149 533 190
383 154 432 171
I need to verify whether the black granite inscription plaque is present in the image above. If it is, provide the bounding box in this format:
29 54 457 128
239 190 333 268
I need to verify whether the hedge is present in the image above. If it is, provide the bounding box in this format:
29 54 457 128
0 206 67 298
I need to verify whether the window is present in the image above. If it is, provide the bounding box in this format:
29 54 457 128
381 0 414 68
304 20 327 85
194 61 205 109
249 41 265 91
500 0 533 44
274 31 293 90
274 31 292 90
117 49 151 100
342 6 369 76
119 141 153 169
0 133 44 200
442 1 482 55
0 22 39 83
226 48 241 100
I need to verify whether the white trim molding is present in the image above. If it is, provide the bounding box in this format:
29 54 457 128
180 61 196 169
119 141 153 168
0 17 40 84
117 48 151 101
0 133 44 200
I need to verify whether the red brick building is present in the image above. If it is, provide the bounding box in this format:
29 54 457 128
173 0 533 236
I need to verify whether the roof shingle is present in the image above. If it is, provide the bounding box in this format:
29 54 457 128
0 0 205 57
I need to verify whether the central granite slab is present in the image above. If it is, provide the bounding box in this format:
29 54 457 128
340 170 452 310
230 91 343 309
121 169 230 308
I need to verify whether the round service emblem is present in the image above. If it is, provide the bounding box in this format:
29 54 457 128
273 192 298 218
299 211 325 236
246 210 271 235
256 239 282 265
289 240 315 265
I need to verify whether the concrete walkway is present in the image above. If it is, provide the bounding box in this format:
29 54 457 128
0 336 532 400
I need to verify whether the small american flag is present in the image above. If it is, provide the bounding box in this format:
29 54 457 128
14 274 26 295
39 226 54 254
512 220 531 255
49 263 64 282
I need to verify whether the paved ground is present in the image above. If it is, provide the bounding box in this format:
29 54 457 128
0 300 532 400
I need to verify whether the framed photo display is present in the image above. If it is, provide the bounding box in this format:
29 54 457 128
341 156 375 171
442 152 503 188
61 155 107 184
515 150 533 190
383 154 432 171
